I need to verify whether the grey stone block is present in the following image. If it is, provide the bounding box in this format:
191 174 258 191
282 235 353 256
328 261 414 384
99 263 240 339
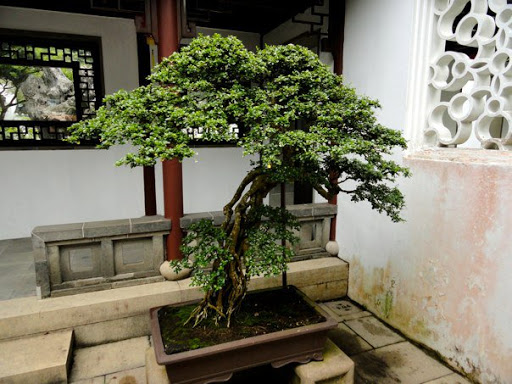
83 219 131 238
152 235 165 271
50 283 112 297
109 271 159 282
312 203 337 217
59 242 103 282
31 234 47 262
130 215 171 234
110 272 135 281
180 212 214 229
111 276 164 289
53 277 107 290
48 246 62 285
321 218 330 248
101 239 115 278
113 238 153 275
32 222 84 242
34 260 50 298
211 211 225 226
287 203 315 218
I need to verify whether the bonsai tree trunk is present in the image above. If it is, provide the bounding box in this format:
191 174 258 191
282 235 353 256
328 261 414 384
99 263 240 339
187 168 277 327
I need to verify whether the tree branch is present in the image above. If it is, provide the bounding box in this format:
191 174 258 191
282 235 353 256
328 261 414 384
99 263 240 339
314 184 332 201
222 167 263 230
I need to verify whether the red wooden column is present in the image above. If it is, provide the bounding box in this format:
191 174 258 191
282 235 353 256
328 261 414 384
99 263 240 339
328 0 346 241
158 0 183 260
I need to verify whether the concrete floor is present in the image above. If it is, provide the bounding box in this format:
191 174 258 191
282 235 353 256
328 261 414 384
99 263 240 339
0 237 36 301
0 238 472 383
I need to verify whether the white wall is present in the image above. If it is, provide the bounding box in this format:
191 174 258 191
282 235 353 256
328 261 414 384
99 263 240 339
340 1 512 382
0 7 143 239
182 148 255 214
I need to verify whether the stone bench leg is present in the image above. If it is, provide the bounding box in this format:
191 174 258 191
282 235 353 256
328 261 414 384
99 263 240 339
292 339 355 384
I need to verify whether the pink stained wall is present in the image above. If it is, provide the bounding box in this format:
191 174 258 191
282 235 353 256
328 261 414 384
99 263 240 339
343 150 512 383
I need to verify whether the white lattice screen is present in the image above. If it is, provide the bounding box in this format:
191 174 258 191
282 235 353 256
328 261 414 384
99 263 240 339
421 0 512 150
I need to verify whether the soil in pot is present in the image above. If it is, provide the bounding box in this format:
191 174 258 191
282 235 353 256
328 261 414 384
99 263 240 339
158 287 326 355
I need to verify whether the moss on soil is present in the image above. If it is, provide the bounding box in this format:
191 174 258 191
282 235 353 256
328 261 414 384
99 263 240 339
158 288 325 355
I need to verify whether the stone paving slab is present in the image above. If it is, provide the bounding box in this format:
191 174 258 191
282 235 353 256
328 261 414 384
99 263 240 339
328 323 373 356
345 316 404 348
320 300 372 322
423 373 472 384
106 367 146 384
352 341 453 384
70 337 149 381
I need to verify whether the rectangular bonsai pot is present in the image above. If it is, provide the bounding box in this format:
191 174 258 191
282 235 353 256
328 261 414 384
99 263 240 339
150 285 337 384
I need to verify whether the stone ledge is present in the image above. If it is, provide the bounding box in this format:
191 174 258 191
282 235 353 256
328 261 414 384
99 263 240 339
404 148 512 167
32 215 171 243
287 203 337 218
180 203 337 229
0 258 348 342
180 211 224 229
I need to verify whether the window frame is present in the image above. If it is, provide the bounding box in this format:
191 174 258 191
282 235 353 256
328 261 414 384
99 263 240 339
0 28 104 149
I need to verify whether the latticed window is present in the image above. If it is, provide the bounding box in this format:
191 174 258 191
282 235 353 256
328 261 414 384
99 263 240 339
406 0 512 151
0 29 103 148
426 0 512 150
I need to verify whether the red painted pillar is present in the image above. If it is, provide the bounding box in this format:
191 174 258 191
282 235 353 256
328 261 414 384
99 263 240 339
328 0 346 241
158 0 183 260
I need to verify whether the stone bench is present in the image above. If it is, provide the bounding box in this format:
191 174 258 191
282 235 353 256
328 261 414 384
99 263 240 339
32 215 171 298
180 203 337 261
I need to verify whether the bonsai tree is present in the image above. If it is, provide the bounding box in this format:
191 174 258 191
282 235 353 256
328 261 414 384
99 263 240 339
68 34 409 327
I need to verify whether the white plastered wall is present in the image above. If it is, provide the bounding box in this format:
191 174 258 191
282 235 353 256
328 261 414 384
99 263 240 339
340 1 512 382
0 6 143 239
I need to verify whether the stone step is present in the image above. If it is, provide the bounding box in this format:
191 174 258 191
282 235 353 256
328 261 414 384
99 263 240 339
0 329 73 384
69 336 150 383
0 258 348 345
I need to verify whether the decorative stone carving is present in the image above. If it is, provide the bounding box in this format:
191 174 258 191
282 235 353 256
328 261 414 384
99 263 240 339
32 216 170 298
426 0 512 150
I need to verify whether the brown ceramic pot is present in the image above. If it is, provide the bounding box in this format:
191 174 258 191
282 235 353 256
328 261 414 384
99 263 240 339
149 285 337 384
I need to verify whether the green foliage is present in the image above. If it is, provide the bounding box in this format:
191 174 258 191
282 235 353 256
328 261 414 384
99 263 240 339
174 220 232 292
68 34 410 304
173 206 299 292
243 206 299 277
